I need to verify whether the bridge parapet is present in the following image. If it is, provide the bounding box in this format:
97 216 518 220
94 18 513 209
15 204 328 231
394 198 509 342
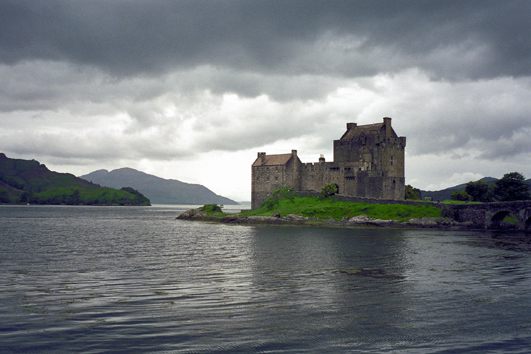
442 201 531 230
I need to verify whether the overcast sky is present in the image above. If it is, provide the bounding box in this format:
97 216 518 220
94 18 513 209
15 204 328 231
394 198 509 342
1 0 530 201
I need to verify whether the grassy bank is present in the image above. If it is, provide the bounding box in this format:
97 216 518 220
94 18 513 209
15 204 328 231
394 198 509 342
239 195 441 222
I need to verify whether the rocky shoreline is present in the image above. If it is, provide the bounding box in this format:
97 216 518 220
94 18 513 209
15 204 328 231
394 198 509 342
176 207 477 230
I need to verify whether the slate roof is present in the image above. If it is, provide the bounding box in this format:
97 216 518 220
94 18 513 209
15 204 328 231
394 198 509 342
252 153 293 167
340 122 386 141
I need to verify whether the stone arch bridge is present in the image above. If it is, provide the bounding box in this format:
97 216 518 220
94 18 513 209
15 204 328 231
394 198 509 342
442 201 531 231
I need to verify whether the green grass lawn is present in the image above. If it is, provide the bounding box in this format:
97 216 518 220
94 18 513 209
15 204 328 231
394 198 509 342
239 196 441 222
440 200 482 205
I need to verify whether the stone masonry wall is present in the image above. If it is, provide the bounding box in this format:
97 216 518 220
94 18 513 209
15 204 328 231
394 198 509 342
251 118 406 208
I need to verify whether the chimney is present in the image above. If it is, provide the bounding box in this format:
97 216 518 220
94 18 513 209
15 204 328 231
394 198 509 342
346 122 357 130
383 117 392 126
291 149 297 156
319 154 325 163
257 152 266 163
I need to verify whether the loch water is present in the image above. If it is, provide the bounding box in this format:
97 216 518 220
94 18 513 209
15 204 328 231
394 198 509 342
1 205 530 353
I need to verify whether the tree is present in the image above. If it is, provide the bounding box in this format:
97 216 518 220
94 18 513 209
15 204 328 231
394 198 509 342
405 185 421 200
465 180 491 202
121 187 151 205
493 172 530 201
0 190 9 203
451 191 471 201
19 192 31 203
66 189 80 205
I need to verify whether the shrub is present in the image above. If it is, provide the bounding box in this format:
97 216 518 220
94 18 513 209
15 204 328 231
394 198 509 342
200 204 223 213
320 183 338 198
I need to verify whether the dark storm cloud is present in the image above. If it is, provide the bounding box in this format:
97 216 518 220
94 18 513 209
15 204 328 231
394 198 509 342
1 0 530 187
1 0 530 79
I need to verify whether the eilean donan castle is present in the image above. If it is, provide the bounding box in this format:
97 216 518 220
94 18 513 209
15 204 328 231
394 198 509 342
251 117 406 208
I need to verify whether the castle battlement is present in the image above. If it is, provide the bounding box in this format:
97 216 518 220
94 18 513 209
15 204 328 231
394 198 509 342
251 117 406 209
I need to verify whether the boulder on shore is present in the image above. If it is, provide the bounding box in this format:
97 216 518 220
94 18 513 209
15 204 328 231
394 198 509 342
177 208 478 231
406 217 475 228
346 215 395 226
177 208 208 220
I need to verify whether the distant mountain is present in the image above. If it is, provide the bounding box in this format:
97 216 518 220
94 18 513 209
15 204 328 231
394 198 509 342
0 153 150 205
420 177 531 201
80 168 238 205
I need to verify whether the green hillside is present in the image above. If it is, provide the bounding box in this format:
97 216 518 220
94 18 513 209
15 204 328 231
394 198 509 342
0 153 150 206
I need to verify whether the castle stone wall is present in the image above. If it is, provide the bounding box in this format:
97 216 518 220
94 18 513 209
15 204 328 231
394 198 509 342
251 118 406 208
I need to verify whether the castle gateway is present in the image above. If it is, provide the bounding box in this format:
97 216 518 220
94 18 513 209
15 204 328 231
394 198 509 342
251 117 406 208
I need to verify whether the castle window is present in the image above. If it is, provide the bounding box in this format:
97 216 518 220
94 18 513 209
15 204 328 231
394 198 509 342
330 167 340 171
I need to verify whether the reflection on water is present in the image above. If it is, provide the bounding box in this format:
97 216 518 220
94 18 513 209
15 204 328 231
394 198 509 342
0 205 530 352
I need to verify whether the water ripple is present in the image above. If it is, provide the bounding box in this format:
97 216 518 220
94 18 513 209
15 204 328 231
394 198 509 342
1 205 531 352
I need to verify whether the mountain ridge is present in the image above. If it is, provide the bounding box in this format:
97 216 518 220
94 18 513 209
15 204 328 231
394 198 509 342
80 168 238 205
0 153 150 205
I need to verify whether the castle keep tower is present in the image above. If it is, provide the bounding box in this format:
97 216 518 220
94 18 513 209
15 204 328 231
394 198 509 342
251 117 406 209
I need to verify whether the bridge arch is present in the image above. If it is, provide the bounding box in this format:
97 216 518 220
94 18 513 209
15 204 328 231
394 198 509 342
441 201 531 230
489 210 519 230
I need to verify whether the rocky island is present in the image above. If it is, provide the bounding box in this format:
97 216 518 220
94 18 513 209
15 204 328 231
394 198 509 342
177 193 477 230
178 190 531 231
